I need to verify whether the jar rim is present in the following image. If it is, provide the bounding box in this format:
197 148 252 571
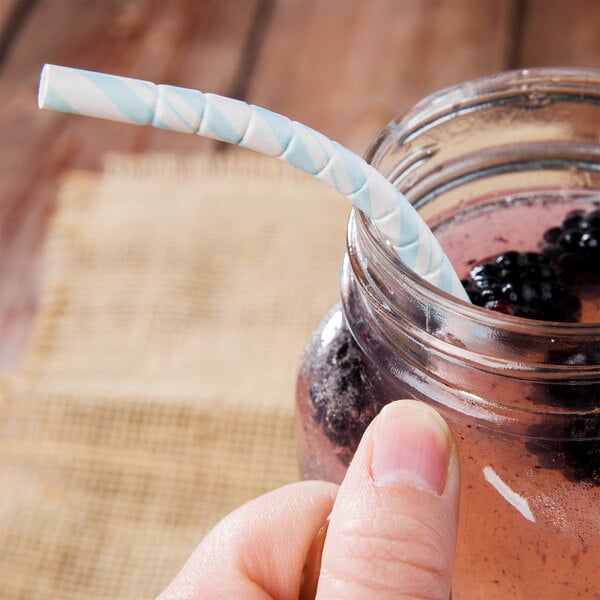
364 67 600 166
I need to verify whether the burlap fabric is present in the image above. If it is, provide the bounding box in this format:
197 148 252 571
0 153 348 599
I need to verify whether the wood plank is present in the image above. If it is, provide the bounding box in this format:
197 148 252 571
0 0 261 372
0 0 27 44
247 0 521 156
518 0 600 67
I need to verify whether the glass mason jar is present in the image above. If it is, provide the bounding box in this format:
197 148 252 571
296 68 600 599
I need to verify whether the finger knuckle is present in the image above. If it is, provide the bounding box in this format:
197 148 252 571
324 511 453 597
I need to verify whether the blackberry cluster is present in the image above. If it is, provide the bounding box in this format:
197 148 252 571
309 325 384 465
527 416 600 488
541 209 600 281
462 251 581 321
462 209 599 322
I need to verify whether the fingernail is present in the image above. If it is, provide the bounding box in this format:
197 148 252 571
371 400 452 495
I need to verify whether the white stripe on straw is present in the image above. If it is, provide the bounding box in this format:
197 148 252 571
38 64 469 301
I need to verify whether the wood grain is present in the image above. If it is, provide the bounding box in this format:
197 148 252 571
0 0 32 57
518 0 600 67
247 0 522 155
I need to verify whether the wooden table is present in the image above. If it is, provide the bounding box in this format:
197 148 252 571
1 0 599 372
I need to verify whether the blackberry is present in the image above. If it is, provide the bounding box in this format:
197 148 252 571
309 324 384 464
526 415 600 487
540 209 600 281
527 360 599 486
462 251 581 322
539 347 600 410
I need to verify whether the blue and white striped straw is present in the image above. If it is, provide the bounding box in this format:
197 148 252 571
38 64 469 301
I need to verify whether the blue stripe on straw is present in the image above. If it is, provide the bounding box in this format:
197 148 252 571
398 239 420 269
43 85 80 116
350 186 371 215
204 100 243 144
154 85 206 131
424 240 434 278
248 106 294 152
334 143 368 191
398 212 420 250
149 110 170 130
247 108 315 173
283 132 317 175
81 71 156 125
333 142 371 213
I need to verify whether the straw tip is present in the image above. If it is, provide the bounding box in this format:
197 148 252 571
38 63 52 109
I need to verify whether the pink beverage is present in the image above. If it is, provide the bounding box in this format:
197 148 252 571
296 70 600 599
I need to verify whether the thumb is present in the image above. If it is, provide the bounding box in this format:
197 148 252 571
316 400 460 600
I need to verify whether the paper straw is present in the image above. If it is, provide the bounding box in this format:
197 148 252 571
38 64 469 301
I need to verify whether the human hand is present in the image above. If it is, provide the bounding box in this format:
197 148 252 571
157 400 460 599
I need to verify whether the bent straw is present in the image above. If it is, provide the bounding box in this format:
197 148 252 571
38 64 469 301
